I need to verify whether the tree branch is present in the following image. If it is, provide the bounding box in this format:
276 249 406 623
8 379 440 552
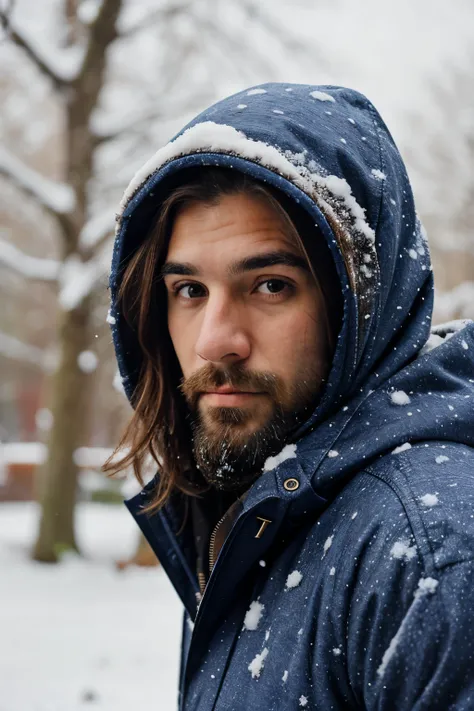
0 147 76 217
0 10 68 89
0 237 59 282
0 329 51 370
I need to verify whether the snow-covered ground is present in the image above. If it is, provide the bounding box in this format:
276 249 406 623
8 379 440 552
0 502 182 711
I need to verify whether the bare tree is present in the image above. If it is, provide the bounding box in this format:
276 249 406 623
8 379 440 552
407 60 474 320
0 0 327 562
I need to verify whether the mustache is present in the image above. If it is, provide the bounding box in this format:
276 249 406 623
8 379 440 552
180 363 283 409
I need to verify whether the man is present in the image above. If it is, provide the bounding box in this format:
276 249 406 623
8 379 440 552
107 84 474 709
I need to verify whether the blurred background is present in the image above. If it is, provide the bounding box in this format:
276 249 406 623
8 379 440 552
1 0 473 708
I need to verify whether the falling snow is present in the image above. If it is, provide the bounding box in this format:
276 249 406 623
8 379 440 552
77 350 98 374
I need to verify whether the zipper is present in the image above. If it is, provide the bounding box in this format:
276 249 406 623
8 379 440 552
208 510 229 573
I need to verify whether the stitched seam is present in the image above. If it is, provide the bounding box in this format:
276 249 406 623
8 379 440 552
363 463 437 575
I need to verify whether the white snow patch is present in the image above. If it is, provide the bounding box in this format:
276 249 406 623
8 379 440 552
282 670 289 682
461 340 469 350
248 647 268 678
329 567 336 576
263 443 297 472
420 493 439 507
0 502 182 709
390 540 417 562
237 104 247 109
265 629 270 641
408 248 418 260
435 455 449 464
77 350 98 374
340 138 347 144
371 169 386 180
332 647 342 656
273 109 284 115
243 600 265 631
299 696 308 707
392 442 412 454
414 576 439 600
327 450 339 458
351 512 358 520
285 570 303 590
247 88 267 96
348 118 356 124
323 535 334 557
259 560 266 568
106 310 116 325
309 90 335 102
390 390 411 406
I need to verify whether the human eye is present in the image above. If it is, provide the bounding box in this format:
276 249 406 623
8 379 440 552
255 278 294 297
173 282 207 299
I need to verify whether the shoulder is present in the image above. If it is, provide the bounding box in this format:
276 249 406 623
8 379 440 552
317 445 474 708
365 441 474 570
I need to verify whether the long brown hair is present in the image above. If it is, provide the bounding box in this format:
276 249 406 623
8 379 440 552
104 167 339 512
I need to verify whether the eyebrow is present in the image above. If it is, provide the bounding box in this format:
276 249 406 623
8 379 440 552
160 250 310 279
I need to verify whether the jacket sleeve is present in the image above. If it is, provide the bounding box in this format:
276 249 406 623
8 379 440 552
350 559 474 710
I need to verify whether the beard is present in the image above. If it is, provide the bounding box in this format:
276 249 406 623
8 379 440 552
180 362 323 493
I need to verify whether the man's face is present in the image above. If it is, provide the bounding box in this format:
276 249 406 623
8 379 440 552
163 191 329 491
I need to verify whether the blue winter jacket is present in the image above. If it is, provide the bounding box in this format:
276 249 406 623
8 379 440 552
110 84 474 710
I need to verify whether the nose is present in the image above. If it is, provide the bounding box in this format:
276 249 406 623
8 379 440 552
195 293 251 365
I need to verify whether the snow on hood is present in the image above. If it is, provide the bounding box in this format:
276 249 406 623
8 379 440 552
111 83 437 426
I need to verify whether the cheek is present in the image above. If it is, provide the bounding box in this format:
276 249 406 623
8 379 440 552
167 311 192 376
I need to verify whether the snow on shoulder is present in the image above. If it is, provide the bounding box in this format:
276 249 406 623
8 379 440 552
390 390 411 405
263 443 297 472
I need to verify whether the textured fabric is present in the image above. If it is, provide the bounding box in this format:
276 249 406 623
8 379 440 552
112 84 474 710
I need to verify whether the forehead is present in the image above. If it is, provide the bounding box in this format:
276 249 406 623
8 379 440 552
166 191 302 260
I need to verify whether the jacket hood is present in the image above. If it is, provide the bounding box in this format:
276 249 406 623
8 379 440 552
110 83 473 477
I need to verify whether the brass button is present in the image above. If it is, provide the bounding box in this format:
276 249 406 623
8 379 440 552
283 478 300 492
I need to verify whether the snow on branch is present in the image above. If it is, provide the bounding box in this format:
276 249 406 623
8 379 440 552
0 237 59 282
0 147 76 216
0 330 50 370
59 244 112 311
0 11 82 87
79 209 115 252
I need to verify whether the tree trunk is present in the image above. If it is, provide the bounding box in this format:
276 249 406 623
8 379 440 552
33 298 92 562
